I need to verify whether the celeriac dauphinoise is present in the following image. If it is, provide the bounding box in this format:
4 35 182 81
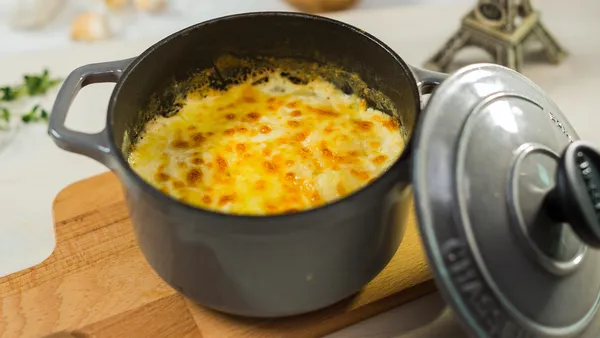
128 70 405 215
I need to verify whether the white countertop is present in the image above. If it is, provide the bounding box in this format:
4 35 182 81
1 0 599 337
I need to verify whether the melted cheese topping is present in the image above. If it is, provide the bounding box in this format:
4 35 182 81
128 72 405 215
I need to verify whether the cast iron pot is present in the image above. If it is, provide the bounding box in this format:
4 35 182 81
48 12 446 318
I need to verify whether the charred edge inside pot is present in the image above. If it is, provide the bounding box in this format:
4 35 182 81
109 13 420 184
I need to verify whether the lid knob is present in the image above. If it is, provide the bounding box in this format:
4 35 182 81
547 140 600 248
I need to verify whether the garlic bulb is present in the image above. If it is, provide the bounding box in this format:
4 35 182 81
104 0 130 11
134 0 166 12
71 12 112 42
10 0 67 30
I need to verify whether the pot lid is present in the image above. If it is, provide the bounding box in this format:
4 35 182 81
414 64 600 337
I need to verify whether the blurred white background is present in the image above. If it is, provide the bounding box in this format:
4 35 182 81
0 0 468 56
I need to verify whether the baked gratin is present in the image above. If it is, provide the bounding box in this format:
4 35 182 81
128 69 405 215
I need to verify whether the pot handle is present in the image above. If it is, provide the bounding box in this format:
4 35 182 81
410 66 448 96
48 58 134 166
395 66 448 182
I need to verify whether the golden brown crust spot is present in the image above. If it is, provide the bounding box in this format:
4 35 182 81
320 141 333 158
192 132 205 145
311 191 322 203
202 195 212 204
259 125 272 134
154 171 170 182
235 143 246 152
263 161 277 173
309 107 338 117
287 120 300 127
372 154 388 165
295 132 308 142
218 194 236 206
383 118 400 131
216 156 227 171
290 110 301 117
353 120 374 131
350 169 370 181
173 180 185 189
246 112 260 121
225 113 236 120
171 139 189 149
186 168 202 185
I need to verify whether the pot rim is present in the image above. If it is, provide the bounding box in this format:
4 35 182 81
106 11 421 222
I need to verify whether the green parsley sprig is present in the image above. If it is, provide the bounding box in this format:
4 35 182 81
21 105 49 123
0 69 61 126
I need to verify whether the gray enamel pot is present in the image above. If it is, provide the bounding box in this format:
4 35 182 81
48 12 445 318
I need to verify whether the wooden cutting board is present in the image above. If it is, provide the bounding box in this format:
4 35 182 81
0 172 434 338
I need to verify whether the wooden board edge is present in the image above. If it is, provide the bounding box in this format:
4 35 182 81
52 171 115 207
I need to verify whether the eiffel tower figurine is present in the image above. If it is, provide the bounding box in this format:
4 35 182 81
424 0 567 73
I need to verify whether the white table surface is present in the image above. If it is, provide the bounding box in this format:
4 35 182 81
1 0 599 337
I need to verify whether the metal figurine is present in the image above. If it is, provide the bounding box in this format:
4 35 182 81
424 0 567 72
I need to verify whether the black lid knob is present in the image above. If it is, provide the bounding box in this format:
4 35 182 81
547 140 600 248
